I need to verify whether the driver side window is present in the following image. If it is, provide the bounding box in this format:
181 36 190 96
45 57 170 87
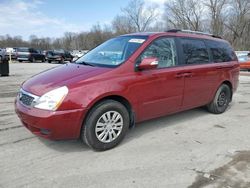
140 37 177 68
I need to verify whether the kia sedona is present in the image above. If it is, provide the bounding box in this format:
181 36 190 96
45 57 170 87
15 30 240 151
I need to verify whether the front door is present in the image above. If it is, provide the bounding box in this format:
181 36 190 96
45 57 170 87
134 37 185 121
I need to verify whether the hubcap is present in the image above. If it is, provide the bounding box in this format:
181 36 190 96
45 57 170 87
95 111 123 143
217 91 227 107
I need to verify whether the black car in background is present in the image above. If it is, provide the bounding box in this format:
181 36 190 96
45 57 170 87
16 47 45 62
46 49 73 63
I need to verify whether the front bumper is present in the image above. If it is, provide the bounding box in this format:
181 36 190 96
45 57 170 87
15 99 86 140
47 57 62 61
17 57 29 61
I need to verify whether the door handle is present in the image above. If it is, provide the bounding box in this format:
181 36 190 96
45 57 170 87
216 65 233 69
175 73 183 78
183 72 193 77
175 72 193 78
216 66 223 69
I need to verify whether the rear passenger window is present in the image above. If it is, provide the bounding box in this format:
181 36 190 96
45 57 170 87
140 37 178 68
206 40 237 62
181 39 209 64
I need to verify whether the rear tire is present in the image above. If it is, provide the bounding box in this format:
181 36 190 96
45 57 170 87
82 100 130 151
48 60 51 63
207 84 231 114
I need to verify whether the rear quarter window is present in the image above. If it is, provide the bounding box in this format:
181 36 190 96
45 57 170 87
206 40 237 62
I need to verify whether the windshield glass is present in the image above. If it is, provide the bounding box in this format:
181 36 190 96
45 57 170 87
53 49 64 54
18 48 29 52
75 36 148 67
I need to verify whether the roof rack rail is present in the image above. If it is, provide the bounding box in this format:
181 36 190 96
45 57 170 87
166 29 222 39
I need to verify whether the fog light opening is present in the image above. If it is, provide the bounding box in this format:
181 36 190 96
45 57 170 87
40 128 51 135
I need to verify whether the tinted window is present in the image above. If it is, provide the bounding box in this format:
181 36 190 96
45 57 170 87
32 49 38 53
206 40 237 62
140 37 177 68
181 39 209 64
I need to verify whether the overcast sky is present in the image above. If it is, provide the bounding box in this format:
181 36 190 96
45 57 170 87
0 0 165 40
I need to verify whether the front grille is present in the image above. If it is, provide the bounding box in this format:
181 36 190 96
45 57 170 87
19 89 39 107
20 93 34 106
19 55 28 58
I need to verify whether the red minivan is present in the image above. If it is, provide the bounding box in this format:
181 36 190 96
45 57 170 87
15 30 240 151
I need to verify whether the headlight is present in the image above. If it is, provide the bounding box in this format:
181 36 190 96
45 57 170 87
34 86 68 111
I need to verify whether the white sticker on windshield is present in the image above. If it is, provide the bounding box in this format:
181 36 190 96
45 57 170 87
128 39 145 43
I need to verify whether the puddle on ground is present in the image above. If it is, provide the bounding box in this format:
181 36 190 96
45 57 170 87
189 151 250 188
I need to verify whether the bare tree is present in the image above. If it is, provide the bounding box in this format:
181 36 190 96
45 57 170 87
204 0 228 36
165 0 205 31
224 0 250 49
2 0 250 51
121 0 158 32
112 15 136 34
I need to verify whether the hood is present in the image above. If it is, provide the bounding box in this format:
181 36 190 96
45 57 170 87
22 63 111 96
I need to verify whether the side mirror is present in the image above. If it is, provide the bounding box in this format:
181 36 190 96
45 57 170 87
137 57 158 70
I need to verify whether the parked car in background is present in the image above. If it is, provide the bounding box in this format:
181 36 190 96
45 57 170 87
5 47 17 60
47 49 73 63
71 50 88 61
16 47 45 62
236 51 250 71
15 30 239 151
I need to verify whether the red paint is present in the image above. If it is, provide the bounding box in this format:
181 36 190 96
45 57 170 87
15 32 240 140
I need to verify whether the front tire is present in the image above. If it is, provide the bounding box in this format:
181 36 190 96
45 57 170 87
207 84 231 114
30 57 35 63
82 100 130 151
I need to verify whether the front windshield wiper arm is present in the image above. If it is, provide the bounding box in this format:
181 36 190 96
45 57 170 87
77 61 95 67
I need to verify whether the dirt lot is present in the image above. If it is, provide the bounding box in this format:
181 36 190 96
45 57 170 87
0 63 250 188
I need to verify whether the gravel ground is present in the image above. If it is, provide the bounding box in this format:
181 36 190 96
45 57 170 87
0 62 250 188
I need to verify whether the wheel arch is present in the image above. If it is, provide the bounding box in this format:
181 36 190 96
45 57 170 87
80 95 135 138
221 80 233 101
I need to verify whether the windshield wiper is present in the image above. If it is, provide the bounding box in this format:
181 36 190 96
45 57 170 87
77 61 95 66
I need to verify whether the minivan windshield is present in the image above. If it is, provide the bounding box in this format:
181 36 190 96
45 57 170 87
75 36 148 67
